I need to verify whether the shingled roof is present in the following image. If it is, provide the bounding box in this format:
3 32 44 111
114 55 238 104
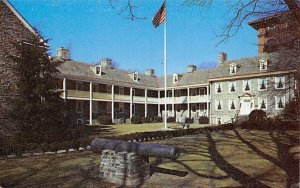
157 69 211 88
57 60 159 88
209 50 299 81
56 50 299 88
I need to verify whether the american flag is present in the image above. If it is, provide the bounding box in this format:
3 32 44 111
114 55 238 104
152 1 166 28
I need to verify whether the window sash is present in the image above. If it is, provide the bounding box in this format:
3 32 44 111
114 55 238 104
258 78 267 90
243 80 251 91
275 77 285 89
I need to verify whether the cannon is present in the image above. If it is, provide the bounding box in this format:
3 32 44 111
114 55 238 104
91 138 180 160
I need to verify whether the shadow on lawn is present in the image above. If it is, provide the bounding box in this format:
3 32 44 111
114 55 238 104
233 129 299 188
87 125 117 139
152 129 299 188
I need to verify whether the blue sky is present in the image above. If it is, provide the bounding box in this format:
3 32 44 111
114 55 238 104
10 0 258 75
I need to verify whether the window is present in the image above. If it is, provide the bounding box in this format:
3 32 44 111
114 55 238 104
119 87 124 95
119 103 124 113
229 64 237 74
191 104 197 112
275 76 285 89
200 88 207 95
215 100 222 111
92 101 99 113
258 78 267 91
243 80 251 91
190 88 198 96
258 97 267 110
107 102 112 113
133 72 138 81
173 74 178 83
174 90 181 97
228 82 236 93
167 90 172 98
215 83 222 94
259 58 268 70
217 118 222 125
106 85 112 93
132 104 136 115
95 66 101 75
228 99 236 110
275 96 285 110
76 101 83 113
76 82 83 91
267 25 276 31
94 84 100 92
77 119 84 125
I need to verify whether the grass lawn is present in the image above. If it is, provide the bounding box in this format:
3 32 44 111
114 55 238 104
0 128 299 188
88 122 215 138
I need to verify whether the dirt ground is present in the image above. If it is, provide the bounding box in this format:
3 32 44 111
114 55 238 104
0 129 299 188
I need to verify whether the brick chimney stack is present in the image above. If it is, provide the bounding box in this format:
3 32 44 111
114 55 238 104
56 47 69 60
145 69 155 76
218 52 227 64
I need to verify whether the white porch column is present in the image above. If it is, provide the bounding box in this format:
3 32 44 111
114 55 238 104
145 89 148 117
63 78 67 100
206 86 209 118
172 89 174 117
187 87 190 118
158 91 160 116
208 84 212 124
89 82 93 125
130 87 133 118
111 85 115 123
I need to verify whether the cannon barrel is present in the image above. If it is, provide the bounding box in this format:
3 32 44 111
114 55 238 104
91 138 180 160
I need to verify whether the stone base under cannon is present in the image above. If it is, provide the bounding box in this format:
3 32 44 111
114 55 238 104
99 150 150 186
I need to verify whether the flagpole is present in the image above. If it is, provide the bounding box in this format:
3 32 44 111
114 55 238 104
164 0 167 129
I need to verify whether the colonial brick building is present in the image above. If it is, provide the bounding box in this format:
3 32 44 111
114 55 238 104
0 0 42 133
1 1 299 127
249 11 300 54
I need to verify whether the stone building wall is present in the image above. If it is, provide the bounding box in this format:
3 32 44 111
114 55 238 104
210 74 296 124
0 0 38 132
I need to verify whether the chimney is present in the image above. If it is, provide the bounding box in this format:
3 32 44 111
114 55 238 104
145 69 155 76
218 52 227 64
100 58 112 69
56 47 69 60
187 65 197 73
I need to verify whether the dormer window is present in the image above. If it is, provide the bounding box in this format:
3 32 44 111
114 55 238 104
173 74 179 83
133 72 138 81
95 66 101 75
229 64 237 74
259 58 268 71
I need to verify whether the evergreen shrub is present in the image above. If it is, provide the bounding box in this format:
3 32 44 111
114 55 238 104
131 116 142 124
98 115 112 125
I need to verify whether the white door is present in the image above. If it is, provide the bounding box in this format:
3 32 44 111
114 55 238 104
239 99 251 115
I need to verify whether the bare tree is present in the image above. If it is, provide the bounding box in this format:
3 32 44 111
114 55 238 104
184 0 300 43
108 0 299 42
108 0 145 20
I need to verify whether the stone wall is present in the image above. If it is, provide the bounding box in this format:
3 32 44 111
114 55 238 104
99 150 150 186
0 1 37 132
